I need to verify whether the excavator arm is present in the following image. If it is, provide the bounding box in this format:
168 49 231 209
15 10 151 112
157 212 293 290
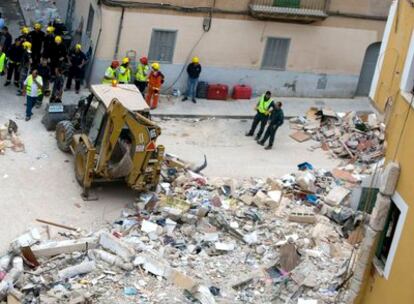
95 98 164 191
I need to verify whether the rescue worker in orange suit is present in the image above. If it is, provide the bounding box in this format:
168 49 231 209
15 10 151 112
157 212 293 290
145 62 164 110
28 23 45 67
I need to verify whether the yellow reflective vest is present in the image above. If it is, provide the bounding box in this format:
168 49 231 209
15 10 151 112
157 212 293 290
0 53 6 73
257 95 273 115
135 63 149 82
102 66 116 84
117 65 131 83
26 75 43 96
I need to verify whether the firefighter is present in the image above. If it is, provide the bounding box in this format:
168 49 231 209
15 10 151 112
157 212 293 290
146 62 164 110
246 91 275 140
134 56 149 95
117 57 131 84
17 41 33 96
50 35 67 77
66 44 87 94
18 26 30 42
0 46 6 76
42 26 55 63
102 60 119 84
29 23 45 67
1 26 12 54
4 39 23 87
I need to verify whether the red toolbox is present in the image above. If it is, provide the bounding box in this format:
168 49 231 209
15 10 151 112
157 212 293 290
207 84 229 100
232 84 252 100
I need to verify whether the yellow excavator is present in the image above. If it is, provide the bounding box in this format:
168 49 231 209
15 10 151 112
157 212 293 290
55 84 164 199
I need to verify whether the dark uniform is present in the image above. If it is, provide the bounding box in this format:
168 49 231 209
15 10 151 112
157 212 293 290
259 105 284 149
246 93 275 140
66 49 87 92
1 27 12 53
17 48 32 95
50 42 67 76
5 41 24 86
29 29 45 67
42 33 55 62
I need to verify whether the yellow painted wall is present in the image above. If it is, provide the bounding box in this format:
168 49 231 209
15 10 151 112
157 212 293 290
359 2 414 303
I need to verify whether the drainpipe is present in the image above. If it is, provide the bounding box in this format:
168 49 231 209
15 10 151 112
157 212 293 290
114 7 125 60
87 1 103 84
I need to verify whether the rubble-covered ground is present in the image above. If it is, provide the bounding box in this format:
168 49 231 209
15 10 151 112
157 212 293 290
0 107 385 304
0 85 338 254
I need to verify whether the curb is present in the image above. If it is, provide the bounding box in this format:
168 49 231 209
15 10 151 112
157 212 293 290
151 113 296 120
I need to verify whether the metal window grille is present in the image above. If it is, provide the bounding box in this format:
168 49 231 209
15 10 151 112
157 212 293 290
261 37 290 70
148 30 177 63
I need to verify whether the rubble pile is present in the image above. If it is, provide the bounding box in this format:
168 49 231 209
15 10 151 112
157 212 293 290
0 120 25 155
290 108 385 163
0 157 375 304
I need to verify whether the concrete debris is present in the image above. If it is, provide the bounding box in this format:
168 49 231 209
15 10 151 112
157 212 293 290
290 109 385 163
31 238 98 257
58 260 96 280
325 186 351 206
0 121 24 154
0 151 383 303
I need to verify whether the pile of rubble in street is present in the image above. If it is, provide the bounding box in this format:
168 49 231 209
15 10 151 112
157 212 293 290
289 108 384 163
0 154 379 304
0 120 25 155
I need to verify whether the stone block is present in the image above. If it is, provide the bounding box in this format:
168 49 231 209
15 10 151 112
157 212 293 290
380 162 400 195
369 193 391 231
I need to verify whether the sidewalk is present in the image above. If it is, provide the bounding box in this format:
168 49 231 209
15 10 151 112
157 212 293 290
152 96 376 118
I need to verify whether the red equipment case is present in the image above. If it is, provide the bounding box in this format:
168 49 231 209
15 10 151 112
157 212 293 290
232 84 252 100
207 84 229 100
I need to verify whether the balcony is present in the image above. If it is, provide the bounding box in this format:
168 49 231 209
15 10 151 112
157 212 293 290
249 0 328 23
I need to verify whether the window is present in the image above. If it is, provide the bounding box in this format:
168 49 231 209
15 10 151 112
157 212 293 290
374 192 408 279
400 30 414 94
358 187 379 214
148 30 177 63
262 37 290 70
86 4 94 38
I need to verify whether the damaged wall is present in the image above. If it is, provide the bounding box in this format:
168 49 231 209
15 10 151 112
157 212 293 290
358 1 414 300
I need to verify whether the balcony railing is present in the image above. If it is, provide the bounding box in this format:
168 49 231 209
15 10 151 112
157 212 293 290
249 0 328 22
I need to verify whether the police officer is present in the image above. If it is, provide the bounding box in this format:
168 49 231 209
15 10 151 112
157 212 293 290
66 44 87 94
257 101 284 150
246 91 275 140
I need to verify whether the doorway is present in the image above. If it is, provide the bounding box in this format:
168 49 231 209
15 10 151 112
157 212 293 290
356 42 381 96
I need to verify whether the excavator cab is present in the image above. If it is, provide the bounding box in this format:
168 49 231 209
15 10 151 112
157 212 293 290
55 84 164 199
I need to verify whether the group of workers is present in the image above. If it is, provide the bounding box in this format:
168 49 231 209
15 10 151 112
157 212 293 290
102 56 164 110
0 21 88 121
102 56 202 109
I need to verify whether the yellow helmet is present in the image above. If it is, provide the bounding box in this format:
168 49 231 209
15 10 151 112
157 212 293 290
75 44 82 50
55 36 62 44
46 26 55 33
192 57 199 64
23 41 32 51
21 26 29 35
34 23 42 30
122 57 129 64
151 62 160 71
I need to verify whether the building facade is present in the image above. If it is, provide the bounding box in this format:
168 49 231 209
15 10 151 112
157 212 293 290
357 0 414 303
54 0 390 97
